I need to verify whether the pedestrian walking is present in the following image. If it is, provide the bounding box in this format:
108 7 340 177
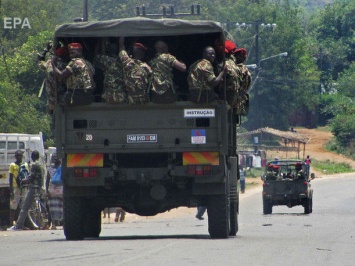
8 151 44 231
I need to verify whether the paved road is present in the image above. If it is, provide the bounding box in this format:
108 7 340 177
1 173 354 266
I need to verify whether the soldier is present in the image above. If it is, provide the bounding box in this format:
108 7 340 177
51 42 95 106
37 42 69 113
94 41 126 103
149 40 186 103
232 48 252 114
118 37 152 104
217 40 240 106
8 151 44 231
187 46 226 103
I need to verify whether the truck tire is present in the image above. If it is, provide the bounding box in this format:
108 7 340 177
263 200 272 214
207 195 229 239
304 198 311 214
64 196 85 240
84 208 101 238
229 201 238 236
229 169 238 236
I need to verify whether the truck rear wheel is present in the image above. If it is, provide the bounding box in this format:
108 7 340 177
207 195 229 239
64 196 85 240
263 200 273 214
84 208 101 238
229 201 238 236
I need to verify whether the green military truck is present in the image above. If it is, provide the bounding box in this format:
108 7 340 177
53 17 247 240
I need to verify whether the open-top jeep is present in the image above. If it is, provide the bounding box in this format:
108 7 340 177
261 159 314 214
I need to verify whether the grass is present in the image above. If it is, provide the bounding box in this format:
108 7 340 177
244 168 264 189
312 159 355 175
244 167 264 178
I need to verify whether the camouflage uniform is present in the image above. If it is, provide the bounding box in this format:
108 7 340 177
65 57 95 91
38 57 67 112
94 54 126 104
62 57 95 105
234 56 252 114
218 57 240 106
217 56 251 114
187 59 218 103
119 50 152 104
149 53 177 103
30 160 45 188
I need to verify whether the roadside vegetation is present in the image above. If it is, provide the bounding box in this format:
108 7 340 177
312 159 354 175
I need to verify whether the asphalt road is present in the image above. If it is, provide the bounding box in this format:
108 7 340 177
1 173 354 266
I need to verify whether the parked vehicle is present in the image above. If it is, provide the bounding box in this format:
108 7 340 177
0 133 46 226
261 159 314 214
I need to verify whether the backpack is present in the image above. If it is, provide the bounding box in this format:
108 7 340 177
50 166 62 185
16 163 29 187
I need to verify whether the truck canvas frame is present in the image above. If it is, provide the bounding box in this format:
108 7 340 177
53 17 243 240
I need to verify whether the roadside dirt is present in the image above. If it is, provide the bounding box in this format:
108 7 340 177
246 127 354 191
296 127 355 174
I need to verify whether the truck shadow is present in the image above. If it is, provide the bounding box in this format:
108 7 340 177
85 234 213 240
267 213 307 216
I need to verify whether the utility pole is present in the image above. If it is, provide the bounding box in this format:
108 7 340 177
221 21 276 65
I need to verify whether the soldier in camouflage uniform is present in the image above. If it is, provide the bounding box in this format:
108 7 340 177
217 40 240 106
8 151 44 231
118 37 152 104
149 40 186 103
94 42 126 103
188 46 226 103
52 42 95 106
233 48 251 114
37 42 69 113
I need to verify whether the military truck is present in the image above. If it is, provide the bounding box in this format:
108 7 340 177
261 159 314 214
53 17 247 240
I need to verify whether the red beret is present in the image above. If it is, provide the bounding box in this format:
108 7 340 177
133 43 148 50
68 43 83 49
224 40 237 54
56 47 69 58
234 48 247 56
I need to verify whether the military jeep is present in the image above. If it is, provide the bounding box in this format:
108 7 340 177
261 159 314 214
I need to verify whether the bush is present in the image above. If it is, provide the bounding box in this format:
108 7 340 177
331 114 355 147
